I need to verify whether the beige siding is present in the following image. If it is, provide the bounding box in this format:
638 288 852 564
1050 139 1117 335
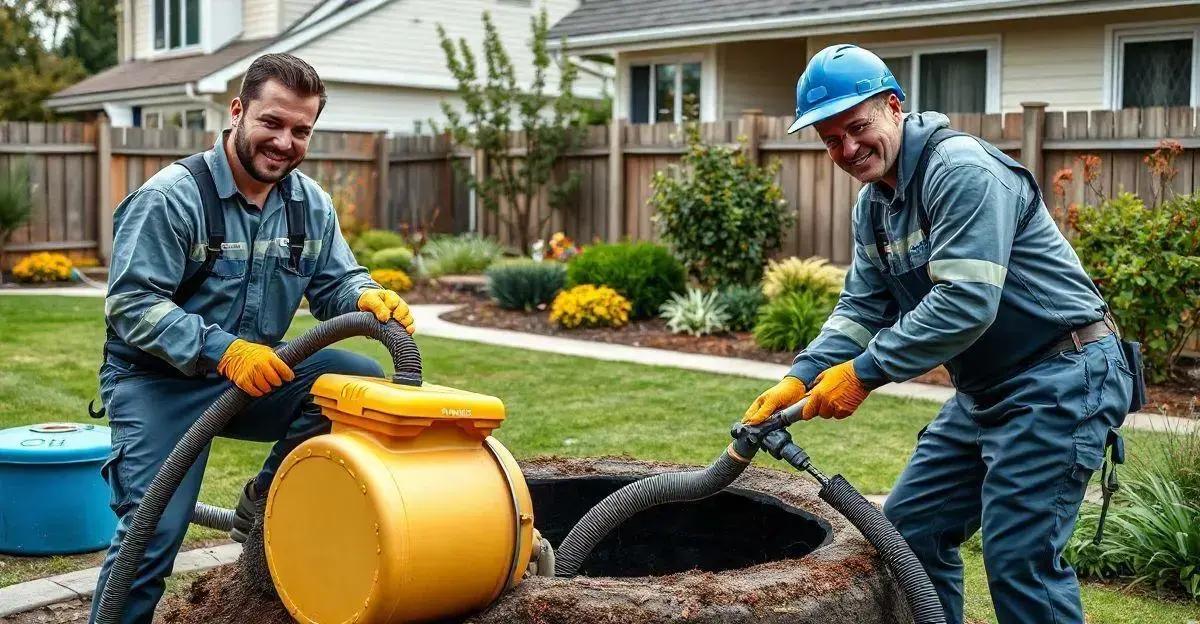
291 0 598 94
282 0 321 30
243 0 281 39
133 0 152 59
718 38 805 120
319 82 458 133
805 5 1200 113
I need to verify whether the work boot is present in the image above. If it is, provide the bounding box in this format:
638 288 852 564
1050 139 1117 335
230 478 261 543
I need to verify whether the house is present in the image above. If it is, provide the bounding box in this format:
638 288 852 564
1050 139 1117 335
546 0 1200 124
45 0 606 133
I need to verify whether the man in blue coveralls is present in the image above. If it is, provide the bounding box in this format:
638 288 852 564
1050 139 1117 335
91 54 414 623
743 45 1136 624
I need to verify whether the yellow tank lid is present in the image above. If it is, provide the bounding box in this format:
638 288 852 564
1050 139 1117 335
310 374 507 440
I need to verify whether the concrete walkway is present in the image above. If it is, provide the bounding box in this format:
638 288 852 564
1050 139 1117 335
0 543 241 617
412 305 1196 435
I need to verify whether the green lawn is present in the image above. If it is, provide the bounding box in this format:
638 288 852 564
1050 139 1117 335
0 295 1195 623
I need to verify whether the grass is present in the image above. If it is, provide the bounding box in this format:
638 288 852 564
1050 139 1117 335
0 295 1196 623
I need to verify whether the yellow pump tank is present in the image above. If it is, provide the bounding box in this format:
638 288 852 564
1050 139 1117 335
263 374 535 624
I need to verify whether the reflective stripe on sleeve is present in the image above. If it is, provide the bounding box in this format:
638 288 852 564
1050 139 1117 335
927 258 1007 288
822 315 874 349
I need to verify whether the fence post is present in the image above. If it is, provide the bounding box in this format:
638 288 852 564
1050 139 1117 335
607 119 623 242
740 109 763 164
472 146 487 235
96 113 113 266
374 131 390 229
1020 102 1047 185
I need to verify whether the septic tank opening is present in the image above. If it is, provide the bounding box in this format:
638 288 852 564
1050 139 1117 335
529 476 831 577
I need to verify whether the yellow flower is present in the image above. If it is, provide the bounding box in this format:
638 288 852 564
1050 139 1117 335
549 285 631 329
13 252 73 283
369 268 413 293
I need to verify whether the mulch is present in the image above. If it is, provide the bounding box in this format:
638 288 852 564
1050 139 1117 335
440 297 1198 419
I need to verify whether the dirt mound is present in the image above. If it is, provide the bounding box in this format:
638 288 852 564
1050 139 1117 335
157 456 910 624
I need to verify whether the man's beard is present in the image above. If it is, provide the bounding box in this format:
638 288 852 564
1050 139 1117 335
233 119 298 184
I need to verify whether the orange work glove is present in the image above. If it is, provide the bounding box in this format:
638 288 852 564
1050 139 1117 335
357 289 415 334
742 377 807 425
802 360 870 421
217 339 295 397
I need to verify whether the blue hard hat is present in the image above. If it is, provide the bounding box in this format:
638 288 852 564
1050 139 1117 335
788 44 906 134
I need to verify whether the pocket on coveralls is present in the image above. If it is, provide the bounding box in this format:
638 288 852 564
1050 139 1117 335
1069 342 1122 484
99 444 134 517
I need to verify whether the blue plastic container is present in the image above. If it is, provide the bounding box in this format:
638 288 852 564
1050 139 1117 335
0 423 117 555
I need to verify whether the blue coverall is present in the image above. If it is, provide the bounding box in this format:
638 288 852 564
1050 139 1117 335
789 112 1133 624
91 133 384 624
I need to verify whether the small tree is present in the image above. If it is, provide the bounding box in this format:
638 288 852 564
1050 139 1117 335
651 125 791 288
435 10 584 253
0 163 33 283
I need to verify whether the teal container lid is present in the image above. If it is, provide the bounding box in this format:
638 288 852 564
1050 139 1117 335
0 423 112 465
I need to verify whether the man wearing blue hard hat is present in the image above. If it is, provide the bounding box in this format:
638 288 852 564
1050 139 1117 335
743 44 1144 624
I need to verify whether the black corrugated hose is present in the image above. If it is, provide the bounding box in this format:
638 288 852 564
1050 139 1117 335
94 312 421 624
818 475 944 623
554 400 946 624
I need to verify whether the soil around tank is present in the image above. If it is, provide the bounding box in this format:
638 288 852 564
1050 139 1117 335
156 456 911 624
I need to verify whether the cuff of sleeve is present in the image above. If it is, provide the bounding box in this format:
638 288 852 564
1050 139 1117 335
785 363 821 389
852 351 890 390
199 329 239 368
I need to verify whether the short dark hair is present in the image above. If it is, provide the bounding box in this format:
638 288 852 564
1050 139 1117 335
238 53 327 115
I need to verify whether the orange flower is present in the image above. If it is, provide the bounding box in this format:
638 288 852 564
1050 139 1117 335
1052 168 1074 198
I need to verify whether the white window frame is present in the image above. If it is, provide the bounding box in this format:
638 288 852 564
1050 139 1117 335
143 111 162 129
1104 20 1200 110
646 61 702 123
152 0 202 54
869 35 1002 114
183 108 206 130
618 46 717 123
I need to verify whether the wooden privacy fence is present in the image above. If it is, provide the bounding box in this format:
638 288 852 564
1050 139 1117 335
1 118 468 268
4 104 1200 269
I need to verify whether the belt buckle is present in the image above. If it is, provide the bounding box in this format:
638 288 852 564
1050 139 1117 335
1071 331 1083 352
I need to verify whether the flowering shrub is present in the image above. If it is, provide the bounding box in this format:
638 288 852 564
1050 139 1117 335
546 232 580 261
761 257 845 300
370 268 413 293
1072 192 1200 381
12 252 72 283
550 284 631 329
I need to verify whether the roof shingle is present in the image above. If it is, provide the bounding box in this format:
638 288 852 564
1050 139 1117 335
53 39 271 99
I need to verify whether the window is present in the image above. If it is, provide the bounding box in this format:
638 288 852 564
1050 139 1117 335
154 0 200 51
875 39 999 114
143 112 162 129
1110 23 1200 108
184 109 205 130
630 62 701 123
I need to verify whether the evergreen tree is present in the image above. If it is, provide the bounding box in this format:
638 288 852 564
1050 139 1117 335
59 0 118 74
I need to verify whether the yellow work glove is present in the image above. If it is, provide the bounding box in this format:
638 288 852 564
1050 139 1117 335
357 289 415 334
742 376 807 425
217 339 295 397
802 360 870 421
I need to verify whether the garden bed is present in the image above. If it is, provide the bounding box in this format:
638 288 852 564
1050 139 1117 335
442 300 1198 418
